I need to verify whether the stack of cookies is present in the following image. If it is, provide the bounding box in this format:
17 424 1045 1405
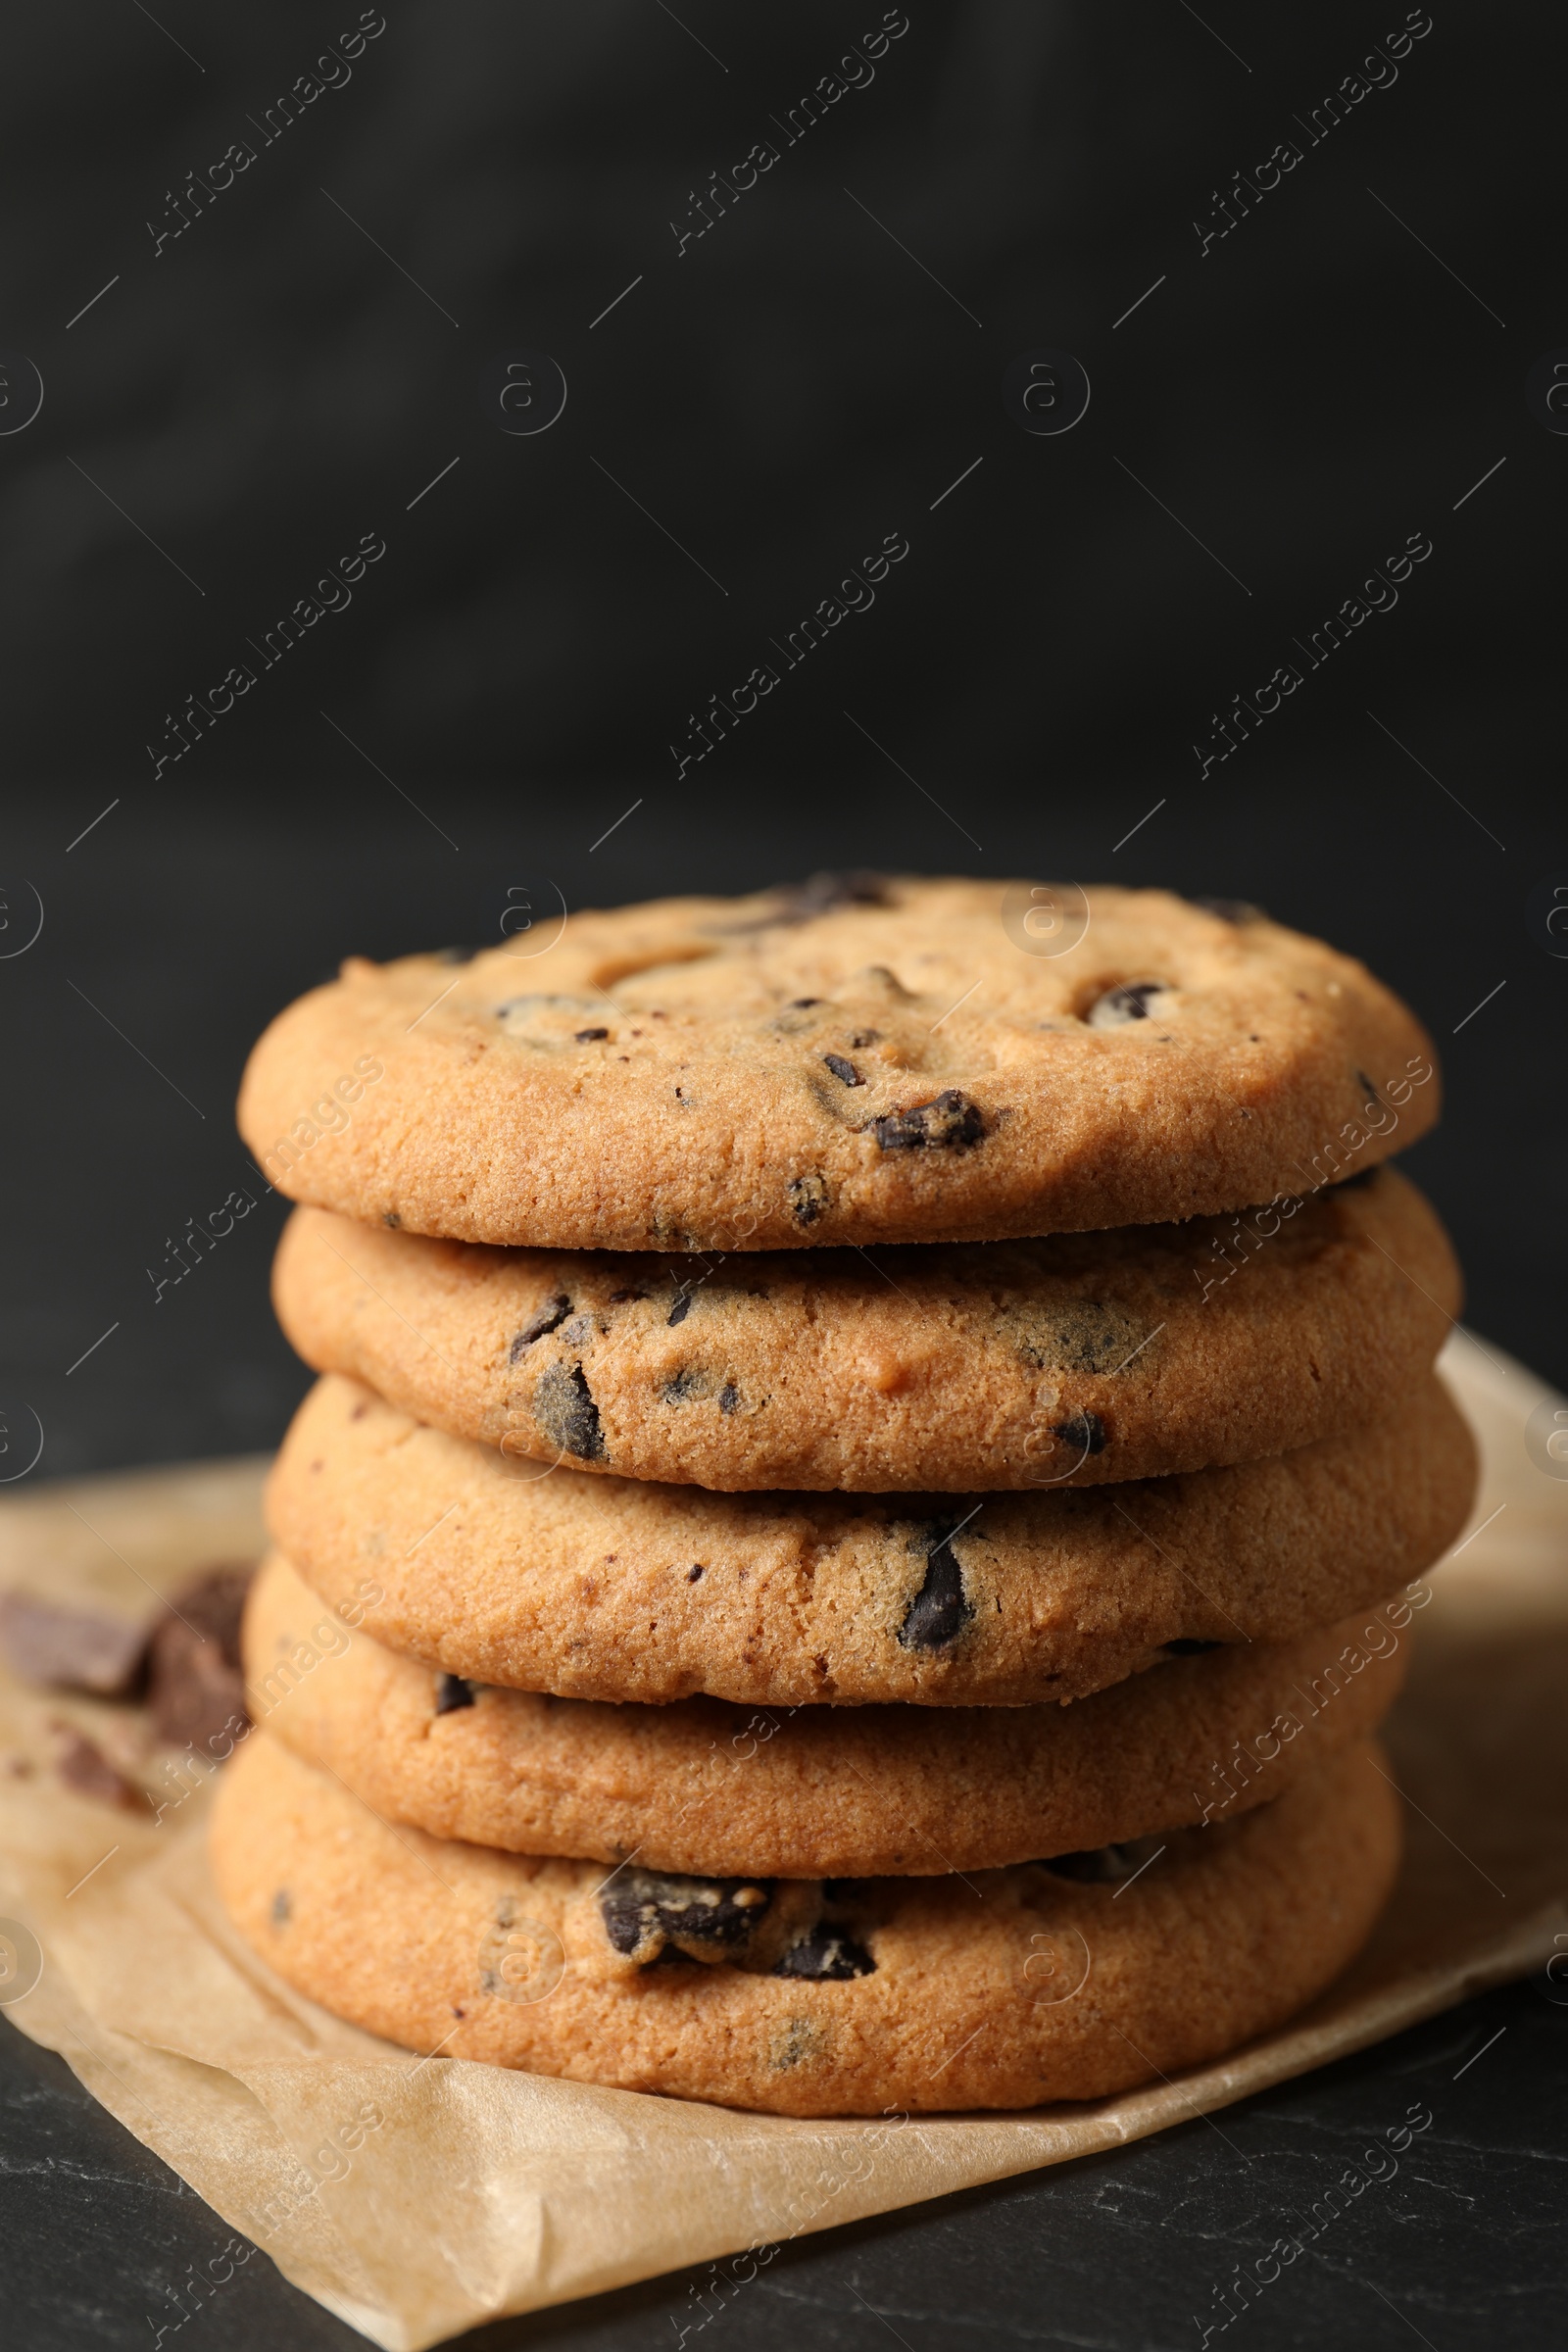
217 879 1476 2116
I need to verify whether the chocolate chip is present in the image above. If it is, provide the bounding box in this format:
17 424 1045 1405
1018 1304 1144 1376
718 1383 741 1415
52 1724 139 1809
574 1026 610 1042
147 1564 255 1752
1190 896 1264 923
769 871 893 919
600 1868 772 1966
0 1594 146 1697
510 1294 572 1360
872 1090 986 1152
1040 1840 1163 1885
1164 1638 1222 1656
609 1287 647 1303
790 997 824 1009
270 1888 291 1925
822 1053 863 1087
533 1363 605 1460
1086 982 1167 1029
1051 1409 1107 1456
662 1368 703 1403
383 1212 402 1228
775 1928 876 1981
897 1525 975 1650
788 1172 829 1226
850 1029 881 1048
666 1286 695 1327
687 1564 706 1583
435 1674 475 1714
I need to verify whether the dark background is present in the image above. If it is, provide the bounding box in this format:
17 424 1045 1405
1 2 1564 2344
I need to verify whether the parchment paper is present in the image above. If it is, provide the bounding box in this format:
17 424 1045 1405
1 1329 1564 2350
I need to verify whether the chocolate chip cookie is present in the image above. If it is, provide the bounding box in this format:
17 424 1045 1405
270 1166 1457 1490
248 1548 1413 1876
211 1730 1401 2115
236 880 1439 1251
267 1372 1475 1708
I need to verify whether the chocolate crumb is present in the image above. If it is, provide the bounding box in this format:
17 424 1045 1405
575 1027 610 1042
53 1723 140 1809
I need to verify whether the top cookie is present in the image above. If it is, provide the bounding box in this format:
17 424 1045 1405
236 878 1439 1250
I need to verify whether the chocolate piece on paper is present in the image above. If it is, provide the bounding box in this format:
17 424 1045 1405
147 1563 255 1754
51 1722 140 1809
0 1592 148 1696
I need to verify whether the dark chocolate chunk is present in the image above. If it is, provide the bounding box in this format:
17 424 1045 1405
686 1564 706 1583
435 1674 475 1714
822 1053 863 1088
52 1724 139 1809
1190 897 1264 923
666 1286 695 1327
1051 1409 1107 1457
787 1172 829 1225
510 1294 572 1359
1164 1638 1222 1656
769 871 893 920
850 1029 881 1048
789 997 823 1009
897 1525 975 1651
270 1888 292 1926
574 1026 610 1042
1040 1838 1163 1886
533 1363 605 1460
1086 982 1167 1029
600 1868 772 1966
662 1368 703 1403
0 1593 146 1696
872 1090 986 1153
147 1564 255 1752
718 1383 741 1415
775 1927 876 1981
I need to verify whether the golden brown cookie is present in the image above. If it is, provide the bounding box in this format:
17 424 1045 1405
270 1167 1458 1491
268 1372 1475 1708
211 1731 1401 2116
236 879 1439 1251
248 1548 1413 1876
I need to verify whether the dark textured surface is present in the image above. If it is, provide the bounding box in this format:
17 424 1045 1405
3 1980 1564 2349
2 1 1564 2342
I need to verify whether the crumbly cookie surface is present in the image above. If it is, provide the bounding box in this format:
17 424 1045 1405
236 879 1439 1250
271 1167 1457 1491
249 1549 1412 1875
268 1371 1475 1708
211 1731 1401 2115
